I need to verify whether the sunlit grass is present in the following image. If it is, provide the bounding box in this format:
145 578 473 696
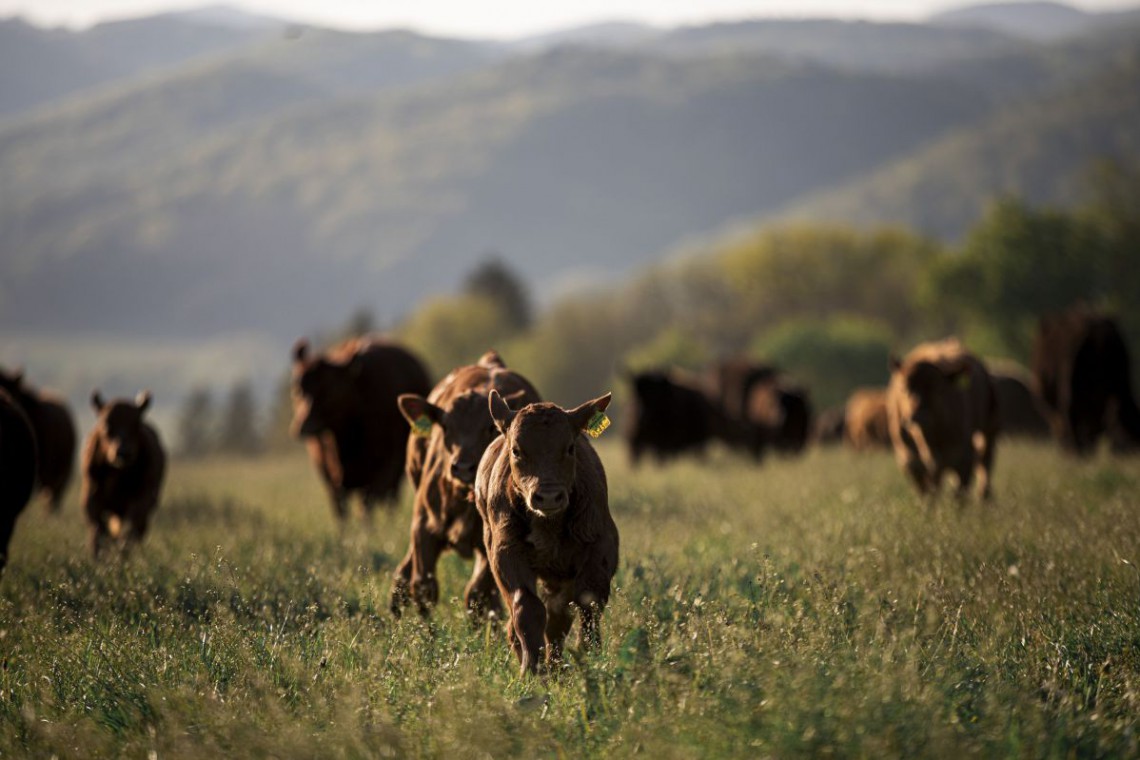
2 441 1138 757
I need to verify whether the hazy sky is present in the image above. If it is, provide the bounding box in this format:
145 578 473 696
5 0 1139 37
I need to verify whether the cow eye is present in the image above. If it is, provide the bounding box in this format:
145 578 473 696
511 445 523 460
566 442 575 458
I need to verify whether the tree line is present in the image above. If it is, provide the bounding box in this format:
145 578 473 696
178 159 1139 454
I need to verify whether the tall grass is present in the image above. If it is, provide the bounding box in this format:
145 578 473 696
2 442 1138 757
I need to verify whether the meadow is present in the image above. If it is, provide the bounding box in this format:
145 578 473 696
1 440 1138 757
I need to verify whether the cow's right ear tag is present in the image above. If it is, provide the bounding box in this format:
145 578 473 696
585 411 611 439
411 415 433 438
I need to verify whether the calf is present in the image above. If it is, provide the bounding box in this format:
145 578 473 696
0 389 37 573
0 366 77 513
475 390 619 675
844 387 891 451
291 337 432 523
82 391 166 557
887 339 999 500
390 351 541 617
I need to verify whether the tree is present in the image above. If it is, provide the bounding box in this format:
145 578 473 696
463 256 532 329
219 380 262 456
178 386 215 458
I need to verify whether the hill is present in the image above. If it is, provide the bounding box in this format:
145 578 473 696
0 49 993 344
775 44 1140 239
931 1 1096 41
0 14 274 117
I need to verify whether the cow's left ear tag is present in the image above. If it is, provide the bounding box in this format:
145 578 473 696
411 415 433 437
585 411 610 439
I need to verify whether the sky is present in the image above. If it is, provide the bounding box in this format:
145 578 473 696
3 0 1139 38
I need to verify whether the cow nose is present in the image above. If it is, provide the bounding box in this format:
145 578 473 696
530 488 568 513
451 461 477 484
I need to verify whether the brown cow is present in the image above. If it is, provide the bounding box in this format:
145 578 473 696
704 359 779 420
291 337 432 523
82 391 166 558
0 366 77 513
887 339 999 500
844 387 891 451
390 351 541 618
1031 308 1140 454
476 390 619 675
1 389 37 573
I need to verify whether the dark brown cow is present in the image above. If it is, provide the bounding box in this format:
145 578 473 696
1 389 37 573
887 339 999 500
291 337 432 523
991 371 1051 439
626 369 754 463
390 351 541 617
0 367 77 513
704 359 779 420
844 387 891 452
1031 308 1140 454
746 379 812 455
475 390 618 676
82 391 166 558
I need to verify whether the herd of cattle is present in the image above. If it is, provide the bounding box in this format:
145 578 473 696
0 305 1137 674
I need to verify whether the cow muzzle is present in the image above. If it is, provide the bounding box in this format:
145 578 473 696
527 487 569 516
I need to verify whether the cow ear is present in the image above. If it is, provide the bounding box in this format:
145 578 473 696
888 354 902 373
568 392 613 436
91 390 105 412
293 339 310 364
488 389 518 435
136 390 152 413
398 394 443 434
502 389 529 410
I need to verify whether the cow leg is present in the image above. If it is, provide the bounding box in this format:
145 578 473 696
44 487 64 515
904 457 932 497
542 582 575 667
410 516 445 616
974 431 996 501
489 548 544 675
464 549 502 620
390 545 415 617
328 488 349 524
0 518 15 573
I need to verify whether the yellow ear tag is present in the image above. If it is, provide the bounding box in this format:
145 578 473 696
411 415 433 438
585 411 610 439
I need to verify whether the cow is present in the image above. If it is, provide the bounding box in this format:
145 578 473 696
390 351 541 618
1031 308 1140 455
887 339 999 500
844 387 891 452
625 369 753 464
703 359 779 421
0 389 37 574
813 405 846 445
0 366 77 513
990 370 1051 439
82 391 166 558
475 390 618 676
746 379 812 455
291 337 432 523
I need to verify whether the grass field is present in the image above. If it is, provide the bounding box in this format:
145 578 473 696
2 440 1139 757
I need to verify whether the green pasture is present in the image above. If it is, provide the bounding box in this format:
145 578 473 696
2 441 1138 757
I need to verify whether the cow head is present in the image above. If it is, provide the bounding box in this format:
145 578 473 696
399 388 527 487
0 366 29 403
290 339 362 437
890 356 970 445
91 390 152 469
488 390 611 518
